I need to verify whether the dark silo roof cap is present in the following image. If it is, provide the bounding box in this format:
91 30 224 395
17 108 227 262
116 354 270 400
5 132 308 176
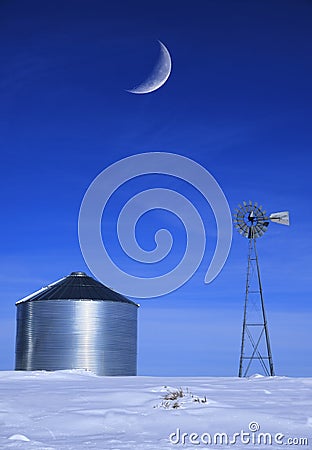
16 272 138 306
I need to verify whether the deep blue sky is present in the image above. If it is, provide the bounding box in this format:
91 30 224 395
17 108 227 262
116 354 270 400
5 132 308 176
1 0 311 376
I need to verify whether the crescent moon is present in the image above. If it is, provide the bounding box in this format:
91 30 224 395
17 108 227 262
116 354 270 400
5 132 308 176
127 41 172 94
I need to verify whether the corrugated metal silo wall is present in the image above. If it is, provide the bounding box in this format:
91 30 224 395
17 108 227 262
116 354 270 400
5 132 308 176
15 300 138 376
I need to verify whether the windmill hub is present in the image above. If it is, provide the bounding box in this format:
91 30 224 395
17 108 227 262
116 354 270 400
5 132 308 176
247 211 255 224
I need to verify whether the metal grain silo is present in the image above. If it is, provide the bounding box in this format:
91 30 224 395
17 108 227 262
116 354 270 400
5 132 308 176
15 272 139 376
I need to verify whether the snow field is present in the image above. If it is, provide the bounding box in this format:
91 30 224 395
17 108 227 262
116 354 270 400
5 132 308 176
0 370 311 449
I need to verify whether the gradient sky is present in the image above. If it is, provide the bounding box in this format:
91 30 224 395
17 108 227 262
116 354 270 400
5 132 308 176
1 0 311 376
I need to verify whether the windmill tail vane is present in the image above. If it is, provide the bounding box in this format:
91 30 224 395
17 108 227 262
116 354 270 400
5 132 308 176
269 211 290 226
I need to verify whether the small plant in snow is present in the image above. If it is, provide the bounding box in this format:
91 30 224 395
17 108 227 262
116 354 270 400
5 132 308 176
155 386 208 409
163 387 184 401
192 395 207 403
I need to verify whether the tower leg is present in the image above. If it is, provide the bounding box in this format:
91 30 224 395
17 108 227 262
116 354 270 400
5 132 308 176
238 238 275 377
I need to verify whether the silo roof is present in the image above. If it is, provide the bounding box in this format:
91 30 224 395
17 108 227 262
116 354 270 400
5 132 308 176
16 272 138 306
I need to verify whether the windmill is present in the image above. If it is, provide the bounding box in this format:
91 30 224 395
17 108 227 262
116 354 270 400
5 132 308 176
234 201 289 377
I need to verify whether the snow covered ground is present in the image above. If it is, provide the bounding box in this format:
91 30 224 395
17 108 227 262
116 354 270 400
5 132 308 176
0 370 311 449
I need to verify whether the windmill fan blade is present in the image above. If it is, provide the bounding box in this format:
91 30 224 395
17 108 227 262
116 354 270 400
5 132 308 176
255 225 262 234
269 211 290 226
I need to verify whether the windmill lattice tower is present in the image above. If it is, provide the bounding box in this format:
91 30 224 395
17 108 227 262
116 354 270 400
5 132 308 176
234 201 289 377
